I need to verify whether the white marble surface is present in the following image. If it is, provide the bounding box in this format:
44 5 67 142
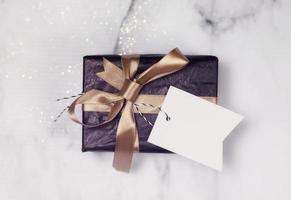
0 0 291 199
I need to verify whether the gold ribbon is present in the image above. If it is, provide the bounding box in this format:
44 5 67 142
68 48 215 172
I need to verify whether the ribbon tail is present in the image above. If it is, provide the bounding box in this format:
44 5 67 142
113 101 138 172
96 57 125 90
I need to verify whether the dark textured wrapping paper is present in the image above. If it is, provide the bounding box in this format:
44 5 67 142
82 54 218 153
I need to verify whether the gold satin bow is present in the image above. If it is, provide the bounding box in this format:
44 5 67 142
68 48 189 172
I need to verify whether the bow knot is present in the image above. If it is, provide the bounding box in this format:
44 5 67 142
119 79 142 102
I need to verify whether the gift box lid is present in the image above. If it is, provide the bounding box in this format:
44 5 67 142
82 54 218 153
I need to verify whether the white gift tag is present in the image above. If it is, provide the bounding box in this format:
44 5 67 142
148 86 243 171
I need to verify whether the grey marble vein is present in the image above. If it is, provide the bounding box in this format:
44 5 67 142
114 0 136 54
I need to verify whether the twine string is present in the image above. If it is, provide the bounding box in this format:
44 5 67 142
133 102 170 127
54 93 171 126
56 93 84 102
54 93 83 122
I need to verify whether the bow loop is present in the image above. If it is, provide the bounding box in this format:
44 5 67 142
121 55 140 79
67 89 124 128
136 48 189 85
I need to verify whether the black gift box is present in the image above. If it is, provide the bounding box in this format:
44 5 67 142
82 54 218 153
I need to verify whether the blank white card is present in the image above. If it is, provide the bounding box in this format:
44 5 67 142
148 86 243 171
